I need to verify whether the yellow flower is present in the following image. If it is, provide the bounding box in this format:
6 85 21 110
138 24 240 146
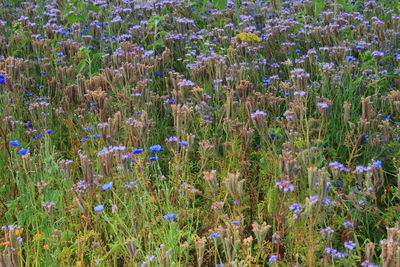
33 233 42 240
15 228 24 235
43 244 49 250
76 261 82 267
236 32 262 42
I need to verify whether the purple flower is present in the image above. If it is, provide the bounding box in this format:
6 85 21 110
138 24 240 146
343 220 354 229
251 110 267 118
275 179 295 192
344 240 356 250
329 161 349 172
307 194 319 205
177 79 194 87
325 247 337 254
166 136 178 142
289 202 302 219
42 201 55 210
334 251 348 258
320 226 335 236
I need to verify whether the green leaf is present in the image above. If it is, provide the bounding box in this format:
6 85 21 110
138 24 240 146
314 0 325 17
212 0 227 9
158 30 167 37
77 60 87 74
87 3 100 12
64 13 79 24
92 52 105 61
260 157 268 172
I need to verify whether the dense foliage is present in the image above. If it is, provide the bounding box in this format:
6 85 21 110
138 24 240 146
0 0 400 266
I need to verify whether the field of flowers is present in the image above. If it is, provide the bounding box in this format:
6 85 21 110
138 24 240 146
0 0 400 266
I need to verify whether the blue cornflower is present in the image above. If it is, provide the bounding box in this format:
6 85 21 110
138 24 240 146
356 45 364 50
263 79 271 84
345 56 354 61
80 138 88 142
9 140 20 147
372 160 382 167
34 134 44 140
148 156 159 161
132 148 144 154
46 129 52 134
295 49 300 53
26 121 32 127
102 182 113 191
232 220 239 225
268 255 278 263
0 74 5 84
209 233 220 238
92 134 100 138
149 145 162 152
180 141 188 146
94 204 104 212
163 213 177 220
19 148 30 155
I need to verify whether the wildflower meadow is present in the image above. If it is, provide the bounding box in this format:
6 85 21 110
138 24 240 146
0 0 399 266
